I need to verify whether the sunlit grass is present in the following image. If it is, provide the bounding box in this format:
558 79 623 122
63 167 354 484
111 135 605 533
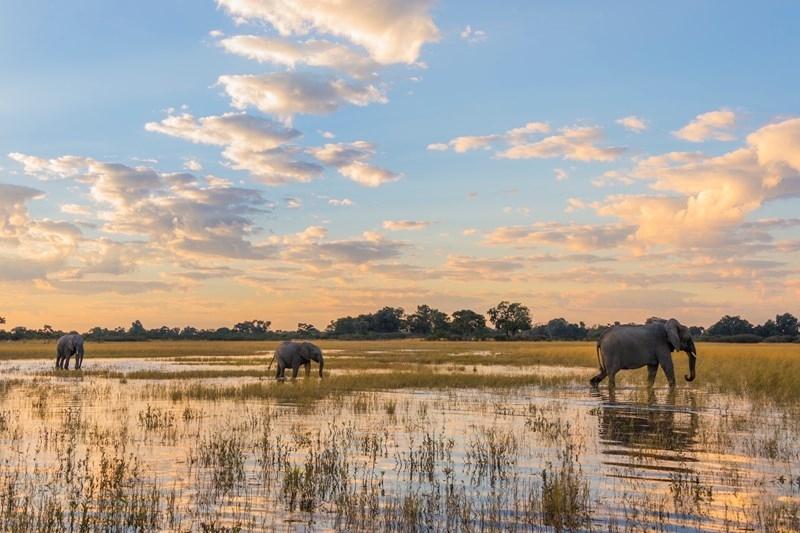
167 371 580 403
4 339 800 402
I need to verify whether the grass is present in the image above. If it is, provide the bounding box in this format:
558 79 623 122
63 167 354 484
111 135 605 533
166 371 581 403
4 339 800 402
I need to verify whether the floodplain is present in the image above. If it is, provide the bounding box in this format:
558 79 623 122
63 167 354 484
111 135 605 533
0 340 798 531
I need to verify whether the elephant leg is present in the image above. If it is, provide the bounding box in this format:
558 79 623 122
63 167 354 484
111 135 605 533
608 370 617 391
291 363 300 379
304 362 311 378
647 364 658 388
76 354 83 370
660 359 676 387
63 354 72 370
589 368 607 387
276 361 284 379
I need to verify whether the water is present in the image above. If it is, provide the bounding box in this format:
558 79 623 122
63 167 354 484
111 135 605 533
0 356 798 531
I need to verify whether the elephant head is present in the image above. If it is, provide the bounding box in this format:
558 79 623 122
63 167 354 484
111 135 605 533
665 318 696 382
300 342 324 377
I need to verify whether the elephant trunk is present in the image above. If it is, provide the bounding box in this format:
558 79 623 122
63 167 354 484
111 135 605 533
684 352 696 382
318 354 324 377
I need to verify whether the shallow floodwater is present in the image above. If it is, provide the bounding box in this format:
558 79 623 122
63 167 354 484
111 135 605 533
0 356 798 531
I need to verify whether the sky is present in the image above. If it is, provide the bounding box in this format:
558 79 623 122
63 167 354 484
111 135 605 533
1 0 800 331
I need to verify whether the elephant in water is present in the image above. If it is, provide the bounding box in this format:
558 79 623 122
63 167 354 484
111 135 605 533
271 341 324 379
56 333 84 370
590 318 696 390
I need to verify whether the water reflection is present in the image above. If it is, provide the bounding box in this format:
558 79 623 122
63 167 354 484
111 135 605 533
593 389 700 475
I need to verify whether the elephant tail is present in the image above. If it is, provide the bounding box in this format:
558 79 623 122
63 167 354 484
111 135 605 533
596 342 605 373
267 351 276 372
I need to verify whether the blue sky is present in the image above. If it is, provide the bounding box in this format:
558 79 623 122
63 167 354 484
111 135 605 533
1 1 799 329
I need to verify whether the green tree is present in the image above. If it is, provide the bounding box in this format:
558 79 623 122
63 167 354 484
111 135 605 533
370 307 405 333
407 305 449 335
546 318 587 340
707 315 754 336
775 313 799 336
487 301 532 337
129 320 147 337
450 309 487 337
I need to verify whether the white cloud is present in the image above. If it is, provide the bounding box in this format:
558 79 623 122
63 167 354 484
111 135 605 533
460 25 487 43
0 183 82 281
184 159 203 171
382 220 430 231
449 135 499 153
310 141 400 187
9 155 278 260
285 196 302 209
224 145 324 185
673 108 737 142
485 221 633 251
60 204 92 216
426 143 449 151
217 0 439 65
145 112 324 185
219 35 379 79
554 168 568 181
218 72 387 119
145 112 300 150
429 122 550 153
499 125 625 162
588 117 800 249
616 115 648 133
328 197 353 206
8 153 89 180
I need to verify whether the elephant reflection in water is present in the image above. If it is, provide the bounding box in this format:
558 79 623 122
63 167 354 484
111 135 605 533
595 389 699 455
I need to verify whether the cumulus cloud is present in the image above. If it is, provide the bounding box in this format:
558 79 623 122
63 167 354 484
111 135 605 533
428 122 549 153
499 126 625 162
8 153 89 180
0 183 82 281
217 0 439 65
382 220 430 231
280 227 408 265
310 141 399 187
429 122 621 162
145 112 326 185
574 117 800 252
616 115 648 133
484 221 633 251
9 155 278 261
673 108 737 142
218 72 387 120
448 135 499 153
219 35 380 79
184 159 203 171
145 112 300 151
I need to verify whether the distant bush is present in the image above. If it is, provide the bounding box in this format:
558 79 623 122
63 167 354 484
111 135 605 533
703 334 763 343
762 335 798 343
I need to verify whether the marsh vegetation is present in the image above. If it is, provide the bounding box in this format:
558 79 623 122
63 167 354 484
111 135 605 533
0 340 798 531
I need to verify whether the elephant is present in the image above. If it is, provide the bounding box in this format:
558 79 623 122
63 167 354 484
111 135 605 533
590 318 696 390
271 341 324 379
56 333 84 370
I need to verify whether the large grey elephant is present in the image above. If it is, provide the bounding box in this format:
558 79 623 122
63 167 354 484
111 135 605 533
56 333 84 370
271 341 324 379
590 318 696 390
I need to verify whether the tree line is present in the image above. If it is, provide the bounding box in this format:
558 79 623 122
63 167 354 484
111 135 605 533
0 306 797 342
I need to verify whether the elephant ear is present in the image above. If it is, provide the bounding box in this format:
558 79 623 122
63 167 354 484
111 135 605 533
665 319 681 351
299 343 311 357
